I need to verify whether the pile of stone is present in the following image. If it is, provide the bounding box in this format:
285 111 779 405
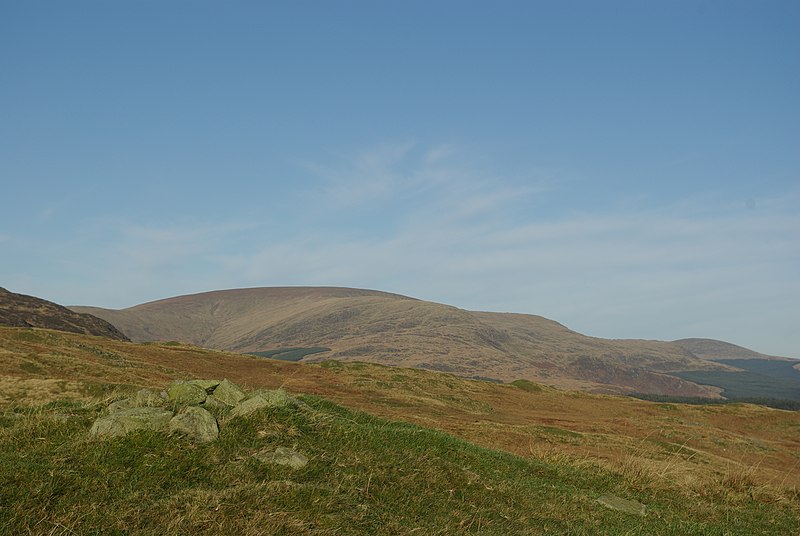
89 379 301 444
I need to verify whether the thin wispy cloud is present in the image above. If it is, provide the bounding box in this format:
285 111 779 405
301 142 548 227
3 2 797 357
235 144 799 355
4 142 797 356
302 142 420 207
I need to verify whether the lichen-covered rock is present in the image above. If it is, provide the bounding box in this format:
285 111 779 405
230 389 296 418
168 406 219 443
255 447 308 469
189 379 221 393
167 381 207 406
255 389 296 408
230 395 270 417
133 388 163 407
89 407 173 438
107 399 131 413
596 494 647 516
212 379 246 406
201 394 228 411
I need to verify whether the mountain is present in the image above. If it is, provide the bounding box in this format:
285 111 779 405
0 287 129 341
73 287 730 397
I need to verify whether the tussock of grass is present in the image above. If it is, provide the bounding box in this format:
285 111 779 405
1 394 798 535
511 379 545 392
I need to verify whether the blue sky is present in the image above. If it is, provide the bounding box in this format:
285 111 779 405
2 1 798 356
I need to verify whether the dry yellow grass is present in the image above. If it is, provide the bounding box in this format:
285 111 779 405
2 325 798 498
0 376 84 405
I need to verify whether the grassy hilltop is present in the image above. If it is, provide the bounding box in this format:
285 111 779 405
1 326 798 534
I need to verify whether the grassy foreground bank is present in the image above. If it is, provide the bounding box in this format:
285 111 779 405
1 392 797 535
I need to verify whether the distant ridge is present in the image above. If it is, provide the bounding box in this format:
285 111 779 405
74 286 735 397
672 338 787 361
0 287 129 341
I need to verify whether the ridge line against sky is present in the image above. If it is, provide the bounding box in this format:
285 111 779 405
1 1 798 356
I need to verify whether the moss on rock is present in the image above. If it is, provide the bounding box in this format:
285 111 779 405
168 406 219 443
89 407 173 438
167 381 207 406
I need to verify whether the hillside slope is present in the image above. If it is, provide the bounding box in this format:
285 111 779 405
74 287 726 396
4 380 798 534
1 326 799 497
0 287 128 341
672 338 784 361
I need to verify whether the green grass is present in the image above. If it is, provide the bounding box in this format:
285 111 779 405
248 347 331 362
511 379 545 392
18 361 44 374
0 396 798 534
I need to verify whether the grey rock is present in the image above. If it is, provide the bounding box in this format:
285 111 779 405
201 394 228 411
596 494 647 516
253 389 297 408
168 406 219 443
167 381 207 406
107 399 131 413
255 447 308 469
230 389 296 418
230 395 270 418
89 407 173 438
212 379 246 406
189 379 221 393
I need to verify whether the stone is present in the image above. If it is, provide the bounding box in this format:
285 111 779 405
201 394 228 411
89 407 173 438
254 389 296 408
255 447 308 469
230 395 270 417
189 379 221 393
133 388 163 407
212 379 246 406
596 494 647 516
167 381 207 406
107 399 131 413
230 389 295 418
168 406 219 443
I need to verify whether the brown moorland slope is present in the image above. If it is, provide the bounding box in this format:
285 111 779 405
0 287 128 341
1 326 798 492
672 337 784 361
74 287 729 396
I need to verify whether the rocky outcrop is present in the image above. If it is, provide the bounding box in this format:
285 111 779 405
230 389 298 417
168 406 219 443
213 379 246 406
167 381 208 406
88 379 305 451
